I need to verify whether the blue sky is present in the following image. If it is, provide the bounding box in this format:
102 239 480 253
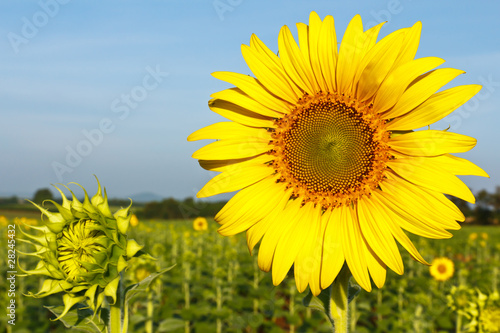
1 0 499 201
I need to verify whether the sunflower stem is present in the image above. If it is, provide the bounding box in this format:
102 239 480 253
328 265 351 333
146 290 153 333
110 284 122 333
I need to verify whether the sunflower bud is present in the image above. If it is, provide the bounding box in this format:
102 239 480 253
19 178 148 320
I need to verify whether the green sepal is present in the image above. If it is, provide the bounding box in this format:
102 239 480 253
52 184 72 211
114 201 132 235
17 225 51 248
44 199 74 223
66 186 87 219
46 302 109 332
26 199 65 223
103 276 120 305
84 284 99 308
26 279 73 298
72 183 100 220
117 255 128 273
126 239 144 258
18 260 64 279
91 177 114 218
54 293 87 321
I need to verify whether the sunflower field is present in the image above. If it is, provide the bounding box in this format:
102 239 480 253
2 213 499 333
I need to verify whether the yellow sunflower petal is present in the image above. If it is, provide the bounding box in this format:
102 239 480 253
242 43 300 103
278 25 316 95
361 22 386 54
374 57 445 113
192 138 270 160
197 164 274 198
357 197 404 275
216 176 284 235
212 71 292 111
257 198 300 272
296 22 321 93
272 202 317 286
387 157 475 203
341 204 372 292
336 15 365 94
318 15 338 93
391 21 422 69
430 154 489 177
377 188 453 239
370 191 429 265
382 174 462 230
246 188 294 254
209 98 276 128
389 130 477 156
387 84 482 130
199 154 273 172
307 213 328 296
355 29 405 101
211 87 284 118
320 208 345 290
364 241 387 289
188 122 269 141
382 68 465 119
294 204 322 293
307 11 328 92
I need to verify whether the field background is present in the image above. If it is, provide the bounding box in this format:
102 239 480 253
1 212 499 333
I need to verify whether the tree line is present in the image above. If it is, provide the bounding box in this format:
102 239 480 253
2 187 500 224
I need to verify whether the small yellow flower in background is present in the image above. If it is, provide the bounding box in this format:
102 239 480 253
130 214 139 227
189 11 487 295
481 232 489 240
430 257 455 281
0 215 8 227
16 217 38 230
480 240 487 248
469 232 478 241
193 217 208 231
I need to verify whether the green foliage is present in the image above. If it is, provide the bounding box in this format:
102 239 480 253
32 188 54 204
139 197 226 220
3 215 500 332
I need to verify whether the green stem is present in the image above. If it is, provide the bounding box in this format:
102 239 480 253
456 311 462 333
110 296 122 333
216 278 222 333
376 289 382 324
183 263 191 333
146 290 153 333
328 266 351 333
289 283 296 333
349 298 357 332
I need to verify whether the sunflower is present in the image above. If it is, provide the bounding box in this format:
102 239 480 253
130 214 140 227
193 217 208 231
430 257 455 281
189 12 487 295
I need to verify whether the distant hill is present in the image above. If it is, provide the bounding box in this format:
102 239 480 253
128 192 164 203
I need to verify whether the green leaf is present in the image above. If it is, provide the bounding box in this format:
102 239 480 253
158 318 185 332
124 265 176 305
45 303 109 333
302 288 330 313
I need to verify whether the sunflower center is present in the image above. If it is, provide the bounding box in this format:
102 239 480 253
57 220 107 282
437 264 447 274
271 93 390 208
